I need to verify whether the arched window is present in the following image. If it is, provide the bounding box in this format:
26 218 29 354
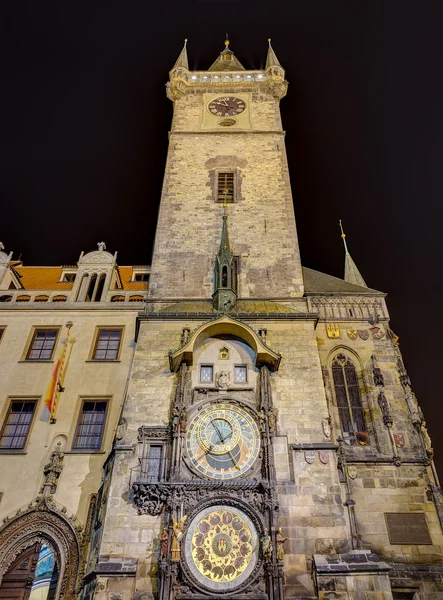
129 295 144 302
111 295 126 302
85 274 97 302
0 295 12 302
52 295 67 302
94 273 106 302
34 295 49 302
16 295 31 302
221 266 228 288
332 353 367 438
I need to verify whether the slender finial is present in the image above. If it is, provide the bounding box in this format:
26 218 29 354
184 38 188 45
268 38 272 45
225 33 230 47
339 220 349 254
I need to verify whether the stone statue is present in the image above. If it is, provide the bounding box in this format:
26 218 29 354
322 417 331 440
179 407 187 432
216 370 230 389
160 527 169 560
260 529 273 562
171 407 180 433
378 391 391 424
259 409 267 433
171 515 187 562
276 528 288 561
421 421 434 458
267 408 276 433
97 241 106 251
41 441 64 494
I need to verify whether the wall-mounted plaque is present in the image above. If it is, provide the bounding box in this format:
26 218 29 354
385 513 432 545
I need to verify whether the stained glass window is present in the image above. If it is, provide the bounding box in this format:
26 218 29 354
332 354 367 438
200 365 213 383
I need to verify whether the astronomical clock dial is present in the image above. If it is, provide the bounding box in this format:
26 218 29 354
184 505 259 591
186 403 260 480
208 96 246 117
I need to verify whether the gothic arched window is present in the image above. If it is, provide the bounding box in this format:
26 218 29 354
332 354 367 437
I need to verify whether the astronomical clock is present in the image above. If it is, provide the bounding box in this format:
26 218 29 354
132 328 284 600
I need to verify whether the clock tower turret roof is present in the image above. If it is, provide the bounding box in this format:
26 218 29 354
208 36 245 72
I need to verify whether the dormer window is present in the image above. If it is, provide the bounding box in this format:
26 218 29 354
131 270 150 283
62 273 76 283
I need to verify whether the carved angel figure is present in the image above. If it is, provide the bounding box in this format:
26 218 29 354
171 515 187 562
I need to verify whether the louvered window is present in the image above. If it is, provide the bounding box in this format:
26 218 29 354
332 354 367 438
217 172 235 203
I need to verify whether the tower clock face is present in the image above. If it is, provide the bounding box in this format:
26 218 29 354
186 403 260 480
208 96 246 117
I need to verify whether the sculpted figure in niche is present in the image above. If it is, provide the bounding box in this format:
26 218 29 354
276 528 288 561
261 529 273 562
216 370 230 389
171 515 187 561
160 527 169 560
41 441 64 494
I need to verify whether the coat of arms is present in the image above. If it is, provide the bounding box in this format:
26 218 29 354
326 324 340 339
356 432 369 446
347 330 358 340
358 330 369 340
393 433 405 448
347 466 358 479
319 450 329 464
305 450 316 464
370 326 385 340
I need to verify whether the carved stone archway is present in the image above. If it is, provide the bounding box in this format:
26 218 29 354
0 495 83 600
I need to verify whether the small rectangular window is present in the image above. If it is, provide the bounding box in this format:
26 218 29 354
0 400 37 449
0 328 4 343
134 273 149 282
62 273 76 282
217 172 235 203
26 329 58 360
73 400 108 450
200 365 213 383
146 445 163 482
92 329 122 361
234 365 247 383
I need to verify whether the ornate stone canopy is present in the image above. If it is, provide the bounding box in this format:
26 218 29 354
168 315 281 372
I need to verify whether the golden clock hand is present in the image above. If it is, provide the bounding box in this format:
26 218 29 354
212 420 240 470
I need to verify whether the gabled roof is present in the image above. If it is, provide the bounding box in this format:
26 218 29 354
302 267 383 295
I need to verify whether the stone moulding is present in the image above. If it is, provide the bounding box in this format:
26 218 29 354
131 480 271 517
0 495 83 600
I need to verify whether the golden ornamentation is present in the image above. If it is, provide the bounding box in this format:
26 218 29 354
191 509 253 583
326 323 340 339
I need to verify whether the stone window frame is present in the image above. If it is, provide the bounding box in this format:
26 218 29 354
0 397 39 452
71 397 110 452
233 365 248 384
21 326 61 362
88 326 124 362
137 426 169 483
200 364 214 383
327 347 371 446
209 168 243 205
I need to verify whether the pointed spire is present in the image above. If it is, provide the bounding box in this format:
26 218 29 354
208 35 245 72
172 38 189 70
213 203 237 312
339 220 367 288
266 38 282 69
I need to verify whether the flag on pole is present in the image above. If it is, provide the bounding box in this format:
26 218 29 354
41 324 72 423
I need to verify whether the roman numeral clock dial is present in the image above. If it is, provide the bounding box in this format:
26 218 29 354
186 403 260 480
208 96 246 117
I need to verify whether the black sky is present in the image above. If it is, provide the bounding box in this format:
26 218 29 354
2 1 442 476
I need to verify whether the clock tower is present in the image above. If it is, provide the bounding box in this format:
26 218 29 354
88 37 443 600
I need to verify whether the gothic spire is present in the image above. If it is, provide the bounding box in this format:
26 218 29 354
213 205 237 312
172 38 189 70
208 35 245 72
266 38 283 70
339 220 367 288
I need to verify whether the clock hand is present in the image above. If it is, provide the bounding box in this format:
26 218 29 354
212 420 240 470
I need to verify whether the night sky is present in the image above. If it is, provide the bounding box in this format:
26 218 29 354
2 2 442 476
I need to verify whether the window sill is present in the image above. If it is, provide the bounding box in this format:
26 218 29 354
18 360 54 363
65 450 107 455
85 360 121 363
0 449 27 455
